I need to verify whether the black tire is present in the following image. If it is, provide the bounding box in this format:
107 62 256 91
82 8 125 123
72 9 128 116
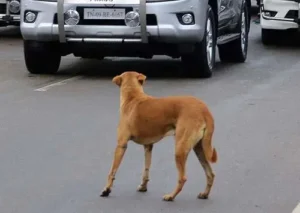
181 5 216 78
24 40 61 74
261 29 277 45
218 2 249 63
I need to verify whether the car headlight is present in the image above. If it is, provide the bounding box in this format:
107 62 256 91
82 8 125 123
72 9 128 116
64 9 80 25
9 0 21 14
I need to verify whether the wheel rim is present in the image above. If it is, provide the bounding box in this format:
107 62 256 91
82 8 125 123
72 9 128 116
206 17 213 69
241 10 246 55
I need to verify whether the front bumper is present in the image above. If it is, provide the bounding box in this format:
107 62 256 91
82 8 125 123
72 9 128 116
261 0 300 30
0 1 21 26
21 0 208 43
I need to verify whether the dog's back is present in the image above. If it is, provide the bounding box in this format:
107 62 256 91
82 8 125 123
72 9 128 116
126 96 214 151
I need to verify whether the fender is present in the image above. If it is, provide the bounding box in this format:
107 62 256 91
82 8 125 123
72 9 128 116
235 0 251 33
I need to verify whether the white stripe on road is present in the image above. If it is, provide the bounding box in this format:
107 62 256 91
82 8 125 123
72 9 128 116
292 203 300 213
34 76 83 92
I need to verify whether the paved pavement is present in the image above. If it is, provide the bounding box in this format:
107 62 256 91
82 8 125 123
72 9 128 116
0 20 300 213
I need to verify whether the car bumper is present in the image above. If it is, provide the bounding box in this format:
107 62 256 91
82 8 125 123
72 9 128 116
21 0 208 43
260 0 300 30
0 14 20 25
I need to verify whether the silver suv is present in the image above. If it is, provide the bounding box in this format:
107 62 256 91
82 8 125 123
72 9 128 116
21 0 251 78
0 0 21 27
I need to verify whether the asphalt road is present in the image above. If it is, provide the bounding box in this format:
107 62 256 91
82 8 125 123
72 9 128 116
1 20 300 213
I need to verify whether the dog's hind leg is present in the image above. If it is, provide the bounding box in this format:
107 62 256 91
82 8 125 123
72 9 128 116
163 128 193 201
193 142 215 199
100 132 130 197
137 144 153 192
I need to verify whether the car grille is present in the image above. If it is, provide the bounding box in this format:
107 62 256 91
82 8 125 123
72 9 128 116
0 4 6 14
53 7 157 26
285 10 298 19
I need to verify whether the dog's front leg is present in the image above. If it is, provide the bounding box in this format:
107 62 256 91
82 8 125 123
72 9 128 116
100 136 129 197
137 144 153 192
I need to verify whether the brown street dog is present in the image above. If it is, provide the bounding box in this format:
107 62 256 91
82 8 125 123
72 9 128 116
100 71 218 201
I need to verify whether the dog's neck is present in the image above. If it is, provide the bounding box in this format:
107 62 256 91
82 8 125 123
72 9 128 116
119 85 146 109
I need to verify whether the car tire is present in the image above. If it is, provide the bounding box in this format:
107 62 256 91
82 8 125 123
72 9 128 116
24 40 61 74
261 29 277 45
218 2 249 63
181 5 216 78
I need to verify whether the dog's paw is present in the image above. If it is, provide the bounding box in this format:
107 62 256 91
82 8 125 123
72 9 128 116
137 185 147 192
197 193 208 199
162 194 174 202
100 188 111 197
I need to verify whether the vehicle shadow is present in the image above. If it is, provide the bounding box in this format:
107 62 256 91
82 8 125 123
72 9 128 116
253 28 300 47
250 5 259 15
0 26 22 39
53 56 238 81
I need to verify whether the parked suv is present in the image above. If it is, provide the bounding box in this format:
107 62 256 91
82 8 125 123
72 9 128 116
0 0 21 27
21 0 251 78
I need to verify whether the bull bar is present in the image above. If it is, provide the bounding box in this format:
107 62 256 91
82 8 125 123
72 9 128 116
56 0 149 43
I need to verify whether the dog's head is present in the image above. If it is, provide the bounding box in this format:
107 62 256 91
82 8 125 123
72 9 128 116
112 71 147 88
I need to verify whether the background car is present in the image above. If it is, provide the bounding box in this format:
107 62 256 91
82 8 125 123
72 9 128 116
0 0 21 27
260 0 299 45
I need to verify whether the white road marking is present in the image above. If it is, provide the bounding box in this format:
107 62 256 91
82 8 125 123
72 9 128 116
34 76 83 92
292 203 300 213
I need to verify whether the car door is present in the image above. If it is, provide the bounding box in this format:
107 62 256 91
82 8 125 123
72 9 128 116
218 0 235 28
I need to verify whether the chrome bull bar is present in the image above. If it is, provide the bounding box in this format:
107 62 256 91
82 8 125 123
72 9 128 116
6 0 10 16
56 0 148 43
57 0 66 43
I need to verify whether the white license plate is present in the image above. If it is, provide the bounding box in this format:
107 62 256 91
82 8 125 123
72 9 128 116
66 0 139 4
83 8 126 20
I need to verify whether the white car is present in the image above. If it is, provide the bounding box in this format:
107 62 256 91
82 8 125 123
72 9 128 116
260 0 299 45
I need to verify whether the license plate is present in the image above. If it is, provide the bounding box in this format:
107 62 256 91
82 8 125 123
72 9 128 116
66 0 139 4
83 8 126 20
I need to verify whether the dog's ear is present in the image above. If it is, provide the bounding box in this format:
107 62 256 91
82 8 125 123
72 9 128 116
137 73 147 85
112 75 122 87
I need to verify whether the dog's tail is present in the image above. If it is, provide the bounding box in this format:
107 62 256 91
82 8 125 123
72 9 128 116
202 117 218 163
